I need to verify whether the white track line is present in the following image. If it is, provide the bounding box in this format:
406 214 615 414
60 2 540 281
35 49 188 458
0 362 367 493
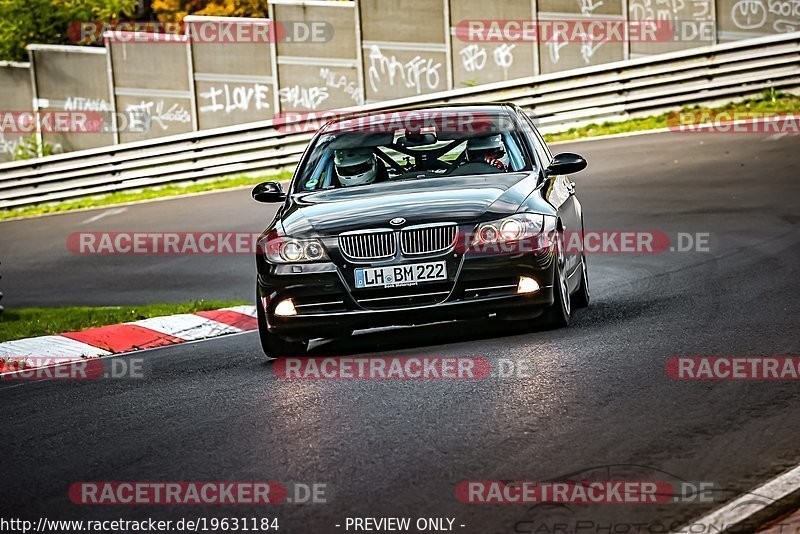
81 207 128 224
671 464 800 533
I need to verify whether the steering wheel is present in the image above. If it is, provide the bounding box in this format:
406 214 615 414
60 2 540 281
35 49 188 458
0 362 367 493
449 161 506 176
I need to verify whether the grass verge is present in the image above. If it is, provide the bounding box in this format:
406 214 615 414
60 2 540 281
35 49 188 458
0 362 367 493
1 90 797 222
0 300 248 343
543 90 799 143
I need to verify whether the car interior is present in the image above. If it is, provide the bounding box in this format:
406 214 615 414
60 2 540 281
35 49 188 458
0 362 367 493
296 125 534 192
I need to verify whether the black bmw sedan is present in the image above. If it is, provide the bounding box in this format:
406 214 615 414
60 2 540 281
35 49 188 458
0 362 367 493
252 104 589 357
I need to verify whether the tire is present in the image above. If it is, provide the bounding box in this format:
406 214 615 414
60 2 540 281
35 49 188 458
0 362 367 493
572 250 590 309
256 288 308 359
540 228 571 329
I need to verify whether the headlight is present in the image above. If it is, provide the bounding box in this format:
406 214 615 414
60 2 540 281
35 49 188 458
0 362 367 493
475 214 544 245
282 241 304 261
500 219 523 241
263 236 328 263
304 241 324 260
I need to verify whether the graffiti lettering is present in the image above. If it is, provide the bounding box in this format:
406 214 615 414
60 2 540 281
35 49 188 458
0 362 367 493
125 101 191 131
279 85 330 110
493 43 516 68
64 97 111 112
319 68 362 105
199 84 270 114
460 44 488 72
367 45 441 94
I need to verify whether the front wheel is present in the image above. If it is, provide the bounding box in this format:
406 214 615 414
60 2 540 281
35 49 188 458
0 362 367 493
256 289 308 358
540 229 571 329
572 250 590 309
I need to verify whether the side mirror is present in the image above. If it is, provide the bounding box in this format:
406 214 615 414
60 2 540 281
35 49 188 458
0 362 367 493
252 181 286 203
546 152 587 176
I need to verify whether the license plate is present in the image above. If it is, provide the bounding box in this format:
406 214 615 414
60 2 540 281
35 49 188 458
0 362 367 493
355 261 447 289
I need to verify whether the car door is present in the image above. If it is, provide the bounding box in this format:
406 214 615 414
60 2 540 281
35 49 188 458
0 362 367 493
519 113 581 274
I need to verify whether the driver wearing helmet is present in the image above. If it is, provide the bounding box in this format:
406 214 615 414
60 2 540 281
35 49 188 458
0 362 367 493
334 148 380 187
466 134 510 171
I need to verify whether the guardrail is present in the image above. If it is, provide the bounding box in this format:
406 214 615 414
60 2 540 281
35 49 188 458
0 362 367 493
0 32 798 210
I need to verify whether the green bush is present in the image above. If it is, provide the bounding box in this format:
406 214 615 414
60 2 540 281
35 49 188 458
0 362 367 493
12 135 57 160
0 0 137 61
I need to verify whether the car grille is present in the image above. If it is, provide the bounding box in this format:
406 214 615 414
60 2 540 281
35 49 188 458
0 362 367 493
338 230 395 260
401 223 458 256
338 224 458 261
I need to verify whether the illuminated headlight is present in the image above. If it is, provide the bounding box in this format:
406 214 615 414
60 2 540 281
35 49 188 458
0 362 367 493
282 241 304 261
517 276 540 294
264 237 328 263
475 214 545 244
500 219 523 241
274 299 297 317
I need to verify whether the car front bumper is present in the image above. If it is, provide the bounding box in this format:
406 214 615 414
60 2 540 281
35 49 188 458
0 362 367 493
257 251 557 340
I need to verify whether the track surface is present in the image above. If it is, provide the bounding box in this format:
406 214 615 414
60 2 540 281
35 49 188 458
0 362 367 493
1 131 798 532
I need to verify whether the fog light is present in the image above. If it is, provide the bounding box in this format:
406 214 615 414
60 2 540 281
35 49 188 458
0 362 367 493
274 299 297 317
517 276 540 294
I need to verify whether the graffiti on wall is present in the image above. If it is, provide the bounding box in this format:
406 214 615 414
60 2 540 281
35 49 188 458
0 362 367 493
319 67 362 105
367 45 442 94
279 85 330 110
199 84 271 114
629 0 712 20
545 0 609 65
125 100 191 131
459 43 517 72
731 0 799 31
64 97 112 112
0 133 20 157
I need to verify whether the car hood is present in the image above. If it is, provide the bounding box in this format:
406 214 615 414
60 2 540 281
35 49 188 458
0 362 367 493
279 172 540 236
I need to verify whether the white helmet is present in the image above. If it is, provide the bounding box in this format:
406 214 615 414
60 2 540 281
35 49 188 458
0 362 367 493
467 134 510 170
334 149 377 187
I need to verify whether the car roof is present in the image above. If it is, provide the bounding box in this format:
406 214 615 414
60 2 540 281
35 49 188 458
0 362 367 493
318 103 517 133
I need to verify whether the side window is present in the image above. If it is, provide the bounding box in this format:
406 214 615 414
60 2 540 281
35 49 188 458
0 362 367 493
533 125 553 163
525 115 551 167
518 112 549 170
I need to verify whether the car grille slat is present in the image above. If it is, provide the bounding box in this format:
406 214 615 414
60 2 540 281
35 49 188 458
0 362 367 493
339 230 395 261
400 224 457 256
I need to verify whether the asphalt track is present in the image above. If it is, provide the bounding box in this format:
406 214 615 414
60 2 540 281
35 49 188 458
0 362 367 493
0 130 798 532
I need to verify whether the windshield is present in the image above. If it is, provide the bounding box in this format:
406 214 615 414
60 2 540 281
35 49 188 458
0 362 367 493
293 110 533 193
